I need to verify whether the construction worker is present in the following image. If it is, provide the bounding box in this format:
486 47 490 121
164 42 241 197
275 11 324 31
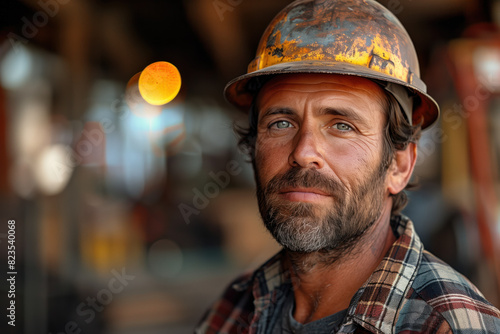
196 0 500 332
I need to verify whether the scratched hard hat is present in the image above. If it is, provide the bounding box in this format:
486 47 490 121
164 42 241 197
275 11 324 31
224 0 439 129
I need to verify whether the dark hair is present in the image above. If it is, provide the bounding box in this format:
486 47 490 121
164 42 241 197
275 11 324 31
380 93 422 214
234 88 422 215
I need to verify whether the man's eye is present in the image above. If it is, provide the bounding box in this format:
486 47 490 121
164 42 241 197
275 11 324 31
271 120 293 129
332 123 352 131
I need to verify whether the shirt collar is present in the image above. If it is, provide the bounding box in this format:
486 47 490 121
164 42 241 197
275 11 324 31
234 215 423 332
349 215 423 332
232 250 290 316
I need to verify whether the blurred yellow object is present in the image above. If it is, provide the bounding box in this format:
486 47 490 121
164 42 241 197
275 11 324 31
126 72 163 118
138 62 181 105
79 205 144 276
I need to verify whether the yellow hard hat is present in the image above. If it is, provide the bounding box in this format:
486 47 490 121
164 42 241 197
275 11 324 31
224 0 439 129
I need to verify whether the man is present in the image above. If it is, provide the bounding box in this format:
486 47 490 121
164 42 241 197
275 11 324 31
196 0 500 333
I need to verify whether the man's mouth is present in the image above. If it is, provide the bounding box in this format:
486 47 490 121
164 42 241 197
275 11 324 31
278 187 331 202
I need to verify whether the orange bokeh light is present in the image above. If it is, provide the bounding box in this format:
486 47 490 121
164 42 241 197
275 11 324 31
138 61 181 106
125 72 163 118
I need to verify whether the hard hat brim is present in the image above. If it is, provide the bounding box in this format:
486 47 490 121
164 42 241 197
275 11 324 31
224 60 439 129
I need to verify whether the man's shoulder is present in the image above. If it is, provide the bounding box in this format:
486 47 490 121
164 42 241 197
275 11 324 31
218 270 256 299
411 251 486 303
195 252 285 333
195 271 256 334
396 250 500 333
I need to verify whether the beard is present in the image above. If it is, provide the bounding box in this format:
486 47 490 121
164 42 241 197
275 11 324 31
256 164 387 256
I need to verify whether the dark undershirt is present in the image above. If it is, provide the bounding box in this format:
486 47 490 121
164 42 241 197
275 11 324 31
272 289 347 334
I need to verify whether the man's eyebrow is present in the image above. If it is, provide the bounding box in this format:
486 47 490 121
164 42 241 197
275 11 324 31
259 107 296 118
258 106 371 126
319 107 368 125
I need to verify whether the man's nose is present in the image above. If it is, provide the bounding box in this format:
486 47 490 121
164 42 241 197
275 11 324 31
288 128 325 169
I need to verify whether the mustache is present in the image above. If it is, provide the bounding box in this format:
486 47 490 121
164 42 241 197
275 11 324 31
264 167 344 196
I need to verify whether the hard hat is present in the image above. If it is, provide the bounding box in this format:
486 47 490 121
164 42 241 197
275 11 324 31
224 0 439 129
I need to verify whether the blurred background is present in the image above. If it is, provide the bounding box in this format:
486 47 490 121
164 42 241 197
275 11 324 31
0 0 499 333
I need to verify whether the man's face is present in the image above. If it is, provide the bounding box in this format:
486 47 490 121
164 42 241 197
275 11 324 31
254 73 391 253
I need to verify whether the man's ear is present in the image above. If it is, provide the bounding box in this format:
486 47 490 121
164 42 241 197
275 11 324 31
386 142 417 195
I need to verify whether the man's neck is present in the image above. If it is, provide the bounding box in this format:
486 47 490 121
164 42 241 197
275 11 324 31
284 201 397 324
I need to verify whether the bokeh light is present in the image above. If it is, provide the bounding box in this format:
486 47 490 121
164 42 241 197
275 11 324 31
34 144 74 196
138 61 181 105
0 43 33 89
147 239 184 278
125 72 163 118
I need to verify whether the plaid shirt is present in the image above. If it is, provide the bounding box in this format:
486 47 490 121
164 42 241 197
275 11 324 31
196 215 500 333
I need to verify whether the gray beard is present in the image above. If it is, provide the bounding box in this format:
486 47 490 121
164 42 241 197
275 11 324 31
256 166 386 257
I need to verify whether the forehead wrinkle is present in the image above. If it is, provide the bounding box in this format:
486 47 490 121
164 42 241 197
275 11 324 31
261 74 384 93
260 83 374 95
259 92 384 124
256 75 388 126
259 82 385 105
258 88 379 107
